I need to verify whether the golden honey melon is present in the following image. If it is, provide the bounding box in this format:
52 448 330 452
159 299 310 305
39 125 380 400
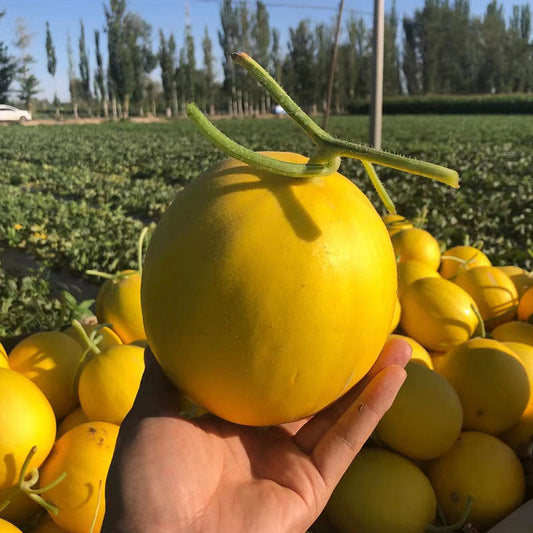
427 431 525 530
434 338 529 434
439 245 491 280
400 277 479 352
141 152 397 426
453 266 518 329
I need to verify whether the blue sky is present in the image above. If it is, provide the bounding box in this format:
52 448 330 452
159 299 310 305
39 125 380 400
0 0 520 101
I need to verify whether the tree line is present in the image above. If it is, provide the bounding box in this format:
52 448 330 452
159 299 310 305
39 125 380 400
0 0 532 118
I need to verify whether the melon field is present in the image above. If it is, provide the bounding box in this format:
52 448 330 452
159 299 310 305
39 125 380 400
0 114 531 338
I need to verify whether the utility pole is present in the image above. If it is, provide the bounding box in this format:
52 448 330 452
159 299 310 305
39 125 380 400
322 0 344 131
369 0 384 149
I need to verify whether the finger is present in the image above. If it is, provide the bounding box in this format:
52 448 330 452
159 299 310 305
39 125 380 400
312 364 406 489
291 338 411 450
123 347 180 422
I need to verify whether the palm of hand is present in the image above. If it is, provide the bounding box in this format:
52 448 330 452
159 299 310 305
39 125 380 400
102 341 410 533
115 414 326 533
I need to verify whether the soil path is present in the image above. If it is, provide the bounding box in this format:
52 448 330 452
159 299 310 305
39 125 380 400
21 113 287 126
0 247 99 301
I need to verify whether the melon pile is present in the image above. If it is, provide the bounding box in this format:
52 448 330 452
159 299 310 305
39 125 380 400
324 214 533 533
1 214 533 532
0 271 147 533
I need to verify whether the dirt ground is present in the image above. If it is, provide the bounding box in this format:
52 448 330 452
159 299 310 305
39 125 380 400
25 116 170 126
21 113 287 126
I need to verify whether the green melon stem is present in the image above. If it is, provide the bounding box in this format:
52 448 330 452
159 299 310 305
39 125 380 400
86 269 135 282
187 52 458 213
444 256 472 264
0 486 17 513
361 160 396 214
230 52 330 145
71 319 101 356
325 136 459 187
425 495 474 532
471 304 486 338
414 206 428 228
70 319 101 394
446 255 480 281
0 446 66 516
89 479 103 533
29 472 67 495
86 269 115 280
137 226 149 277
187 103 341 178
54 291 69 331
72 347 91 395
231 52 458 187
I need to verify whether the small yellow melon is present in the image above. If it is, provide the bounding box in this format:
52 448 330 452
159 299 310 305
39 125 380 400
435 338 529 434
327 448 436 533
376 362 462 460
426 431 525 530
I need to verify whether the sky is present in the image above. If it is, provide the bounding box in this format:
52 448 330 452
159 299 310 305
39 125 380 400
0 0 521 101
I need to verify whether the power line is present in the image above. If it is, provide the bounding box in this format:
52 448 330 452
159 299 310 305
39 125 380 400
190 0 372 17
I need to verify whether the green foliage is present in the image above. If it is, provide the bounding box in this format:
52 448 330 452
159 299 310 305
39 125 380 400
347 94 533 114
286 20 316 110
45 21 56 77
0 267 94 338
78 20 91 101
18 74 39 107
158 30 174 112
402 0 533 95
105 0 133 107
94 30 106 104
0 116 531 336
201 27 215 113
0 11 17 101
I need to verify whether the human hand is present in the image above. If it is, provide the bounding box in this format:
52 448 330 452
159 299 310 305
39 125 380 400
102 339 411 533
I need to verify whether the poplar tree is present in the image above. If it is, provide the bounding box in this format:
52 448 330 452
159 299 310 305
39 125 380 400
237 2 251 114
480 1 506 93
287 20 316 112
177 47 187 114
14 18 39 112
124 13 154 115
219 0 238 114
46 22 60 118
67 33 79 118
202 27 215 114
0 11 17 102
185 23 196 103
252 1 271 113
168 34 178 115
383 1 401 96
341 14 359 104
507 4 531 92
270 28 282 84
79 20 91 111
402 17 421 95
94 30 109 118
447 0 474 93
314 23 333 112
158 30 174 117
104 0 134 117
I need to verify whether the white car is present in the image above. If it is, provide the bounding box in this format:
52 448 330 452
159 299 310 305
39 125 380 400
0 104 32 122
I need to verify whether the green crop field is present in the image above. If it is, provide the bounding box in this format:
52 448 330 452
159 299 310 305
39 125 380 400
0 114 532 337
